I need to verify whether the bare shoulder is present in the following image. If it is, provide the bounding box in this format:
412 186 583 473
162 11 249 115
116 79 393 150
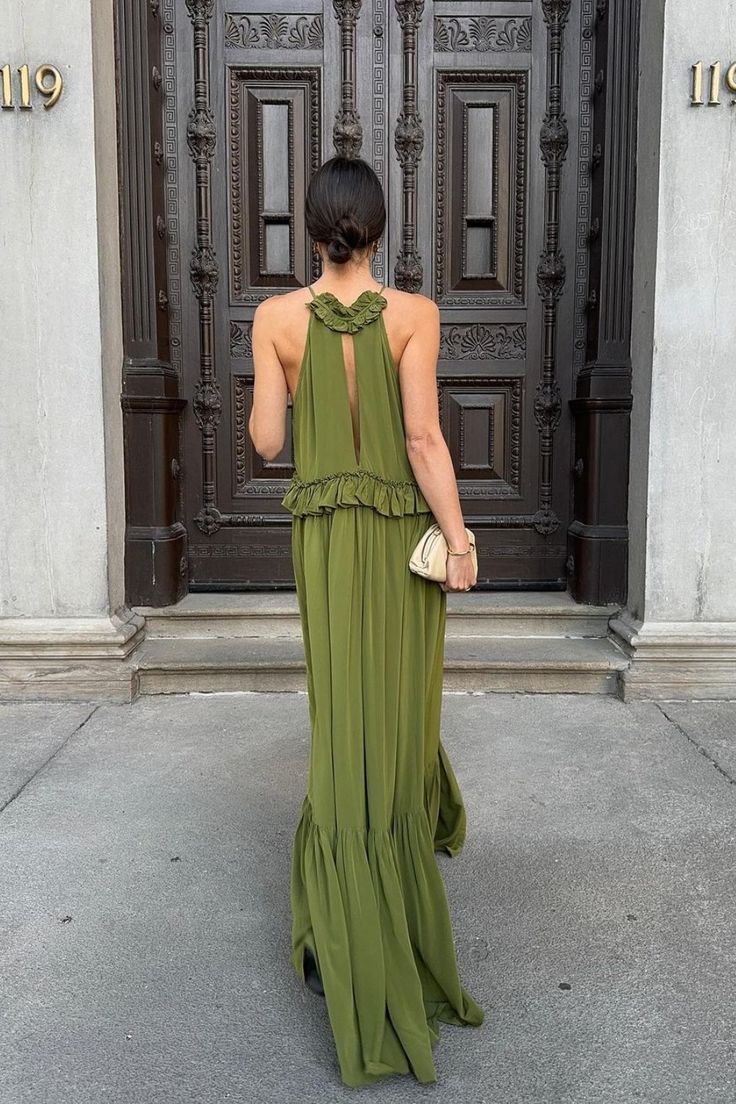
385 288 437 314
253 288 308 328
252 288 311 373
384 288 438 328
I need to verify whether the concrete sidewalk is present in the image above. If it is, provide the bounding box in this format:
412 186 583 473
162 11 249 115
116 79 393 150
1 692 734 1104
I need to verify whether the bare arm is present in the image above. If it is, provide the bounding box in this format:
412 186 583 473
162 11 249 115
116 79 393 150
248 298 289 462
399 297 477 590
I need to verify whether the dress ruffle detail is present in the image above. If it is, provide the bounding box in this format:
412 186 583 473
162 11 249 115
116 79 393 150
307 290 388 333
289 751 485 1087
281 468 432 518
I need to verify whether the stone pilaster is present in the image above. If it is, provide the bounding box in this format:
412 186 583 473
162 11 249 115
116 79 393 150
611 0 736 699
0 0 143 700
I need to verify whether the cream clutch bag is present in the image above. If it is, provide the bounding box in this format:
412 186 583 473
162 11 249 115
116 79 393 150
408 522 477 583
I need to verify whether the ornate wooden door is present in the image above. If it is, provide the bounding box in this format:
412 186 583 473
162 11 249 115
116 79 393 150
168 0 585 589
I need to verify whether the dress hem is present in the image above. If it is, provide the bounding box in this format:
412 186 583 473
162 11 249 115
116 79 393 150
289 747 484 1087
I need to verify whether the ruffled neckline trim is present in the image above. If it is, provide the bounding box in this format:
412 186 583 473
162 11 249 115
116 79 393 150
307 289 388 333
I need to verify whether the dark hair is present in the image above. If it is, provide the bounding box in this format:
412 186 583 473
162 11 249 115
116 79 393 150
305 156 386 265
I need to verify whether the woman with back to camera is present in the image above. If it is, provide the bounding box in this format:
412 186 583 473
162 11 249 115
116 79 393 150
249 155 484 1086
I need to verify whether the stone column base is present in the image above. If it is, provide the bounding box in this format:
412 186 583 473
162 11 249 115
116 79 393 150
0 609 145 702
610 610 736 701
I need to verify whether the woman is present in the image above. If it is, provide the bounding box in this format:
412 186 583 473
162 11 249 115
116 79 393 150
249 155 484 1086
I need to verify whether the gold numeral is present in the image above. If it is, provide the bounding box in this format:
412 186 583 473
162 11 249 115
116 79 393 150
35 64 63 109
18 63 32 109
691 61 704 105
708 61 722 105
0 63 12 109
726 62 736 101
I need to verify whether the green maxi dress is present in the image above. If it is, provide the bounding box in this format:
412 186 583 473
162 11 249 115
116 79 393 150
281 283 484 1086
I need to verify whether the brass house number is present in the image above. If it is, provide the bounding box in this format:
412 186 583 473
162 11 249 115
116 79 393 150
1 64 63 110
691 62 736 105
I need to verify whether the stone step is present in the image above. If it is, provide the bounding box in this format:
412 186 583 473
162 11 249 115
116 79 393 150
135 634 629 696
136 591 620 641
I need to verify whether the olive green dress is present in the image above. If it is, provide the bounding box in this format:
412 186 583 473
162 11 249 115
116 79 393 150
281 283 484 1087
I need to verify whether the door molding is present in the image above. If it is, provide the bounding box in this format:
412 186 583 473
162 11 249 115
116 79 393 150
567 0 639 604
115 0 187 607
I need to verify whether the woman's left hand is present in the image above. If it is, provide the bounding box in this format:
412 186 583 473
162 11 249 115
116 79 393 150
440 549 477 592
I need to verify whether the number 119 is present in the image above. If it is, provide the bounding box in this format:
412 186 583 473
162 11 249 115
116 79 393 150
691 61 736 106
1 64 63 110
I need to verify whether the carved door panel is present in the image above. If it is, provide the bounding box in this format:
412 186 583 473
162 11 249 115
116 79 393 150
424 1 577 588
170 0 581 589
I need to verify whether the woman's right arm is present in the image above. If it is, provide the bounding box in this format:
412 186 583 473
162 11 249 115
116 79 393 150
398 296 477 592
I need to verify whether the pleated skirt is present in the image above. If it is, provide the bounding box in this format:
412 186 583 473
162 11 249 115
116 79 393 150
289 504 484 1087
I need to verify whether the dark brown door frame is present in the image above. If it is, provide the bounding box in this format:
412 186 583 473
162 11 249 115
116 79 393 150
114 0 187 608
113 0 640 608
567 0 640 605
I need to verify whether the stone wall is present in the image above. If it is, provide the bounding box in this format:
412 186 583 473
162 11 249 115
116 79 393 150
0 0 124 620
615 0 736 696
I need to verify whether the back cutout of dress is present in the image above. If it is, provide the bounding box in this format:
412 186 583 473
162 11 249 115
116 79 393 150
304 281 386 468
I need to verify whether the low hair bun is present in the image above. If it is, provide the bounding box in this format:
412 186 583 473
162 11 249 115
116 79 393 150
327 237 352 265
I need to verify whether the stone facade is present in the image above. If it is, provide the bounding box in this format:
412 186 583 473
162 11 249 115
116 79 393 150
1 0 735 700
610 0 736 697
0 0 143 699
